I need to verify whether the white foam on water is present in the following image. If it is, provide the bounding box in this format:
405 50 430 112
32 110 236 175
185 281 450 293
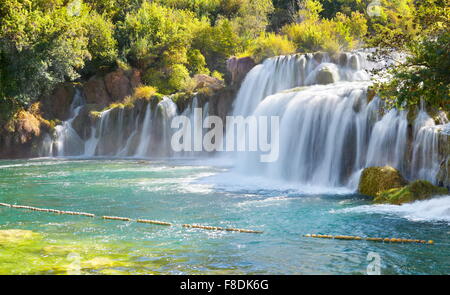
196 171 354 196
235 196 291 208
0 160 68 169
333 196 450 224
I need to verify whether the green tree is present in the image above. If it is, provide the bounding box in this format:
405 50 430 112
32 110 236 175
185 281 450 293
282 0 367 54
0 0 90 107
192 18 241 74
231 0 274 41
82 12 118 74
118 2 206 93
245 32 296 62
370 0 449 110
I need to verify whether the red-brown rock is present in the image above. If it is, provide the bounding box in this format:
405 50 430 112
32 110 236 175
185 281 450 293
226 56 256 86
104 69 132 101
40 83 76 121
83 75 111 106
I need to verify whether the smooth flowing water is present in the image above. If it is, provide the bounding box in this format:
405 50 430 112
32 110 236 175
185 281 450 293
229 53 448 188
0 159 449 275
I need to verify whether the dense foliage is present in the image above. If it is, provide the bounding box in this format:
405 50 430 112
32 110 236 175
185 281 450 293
0 0 448 126
368 0 449 111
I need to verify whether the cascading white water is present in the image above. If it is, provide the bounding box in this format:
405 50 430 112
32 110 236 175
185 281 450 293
409 107 449 182
42 50 446 189
229 51 446 188
135 103 153 157
45 88 203 158
232 53 369 118
79 96 179 157
53 88 85 156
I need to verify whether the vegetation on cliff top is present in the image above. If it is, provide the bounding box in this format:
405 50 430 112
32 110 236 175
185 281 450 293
368 0 449 111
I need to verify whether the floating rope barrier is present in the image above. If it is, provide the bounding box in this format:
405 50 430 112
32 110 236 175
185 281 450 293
3 203 96 217
304 234 434 245
3 202 437 240
0 202 262 234
137 219 172 226
102 216 131 221
182 224 263 234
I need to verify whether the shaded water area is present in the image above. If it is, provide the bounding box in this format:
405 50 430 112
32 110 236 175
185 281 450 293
1 159 449 274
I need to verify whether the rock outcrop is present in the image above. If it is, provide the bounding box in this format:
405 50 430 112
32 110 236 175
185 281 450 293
193 74 224 91
104 69 132 101
358 166 408 198
349 55 359 70
316 66 339 85
84 75 111 106
84 68 142 107
437 159 449 189
40 83 76 121
436 128 450 188
0 108 48 158
226 56 256 86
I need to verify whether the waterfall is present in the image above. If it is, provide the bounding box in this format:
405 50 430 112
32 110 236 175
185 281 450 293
135 103 153 157
40 50 446 188
53 88 86 156
232 52 369 117
230 51 446 188
74 96 179 158
409 108 445 182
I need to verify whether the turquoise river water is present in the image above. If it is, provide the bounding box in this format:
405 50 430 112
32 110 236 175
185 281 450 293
0 158 449 274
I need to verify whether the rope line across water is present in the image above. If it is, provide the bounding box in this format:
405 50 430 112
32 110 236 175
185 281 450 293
0 202 438 242
0 202 263 234
304 234 434 245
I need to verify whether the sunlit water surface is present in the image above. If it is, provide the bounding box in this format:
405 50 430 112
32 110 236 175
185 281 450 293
0 159 448 274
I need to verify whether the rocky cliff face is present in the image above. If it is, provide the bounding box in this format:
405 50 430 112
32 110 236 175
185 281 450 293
227 56 256 87
437 129 450 188
0 105 53 158
0 57 255 159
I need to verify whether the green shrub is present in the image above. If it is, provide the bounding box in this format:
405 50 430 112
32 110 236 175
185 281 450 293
192 18 241 74
245 33 296 62
83 12 118 73
133 86 158 100
282 0 367 54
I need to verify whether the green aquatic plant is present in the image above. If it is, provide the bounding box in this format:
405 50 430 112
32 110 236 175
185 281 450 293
375 180 449 205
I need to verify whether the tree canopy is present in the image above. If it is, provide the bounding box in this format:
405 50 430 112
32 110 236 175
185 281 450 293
0 0 448 125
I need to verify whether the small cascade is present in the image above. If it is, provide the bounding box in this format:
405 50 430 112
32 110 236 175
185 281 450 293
78 96 179 158
409 108 444 183
53 88 86 156
38 134 53 157
145 97 178 157
178 96 210 157
135 103 153 157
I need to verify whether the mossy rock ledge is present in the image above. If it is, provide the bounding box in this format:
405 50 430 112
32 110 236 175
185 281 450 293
358 166 408 198
375 180 449 205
